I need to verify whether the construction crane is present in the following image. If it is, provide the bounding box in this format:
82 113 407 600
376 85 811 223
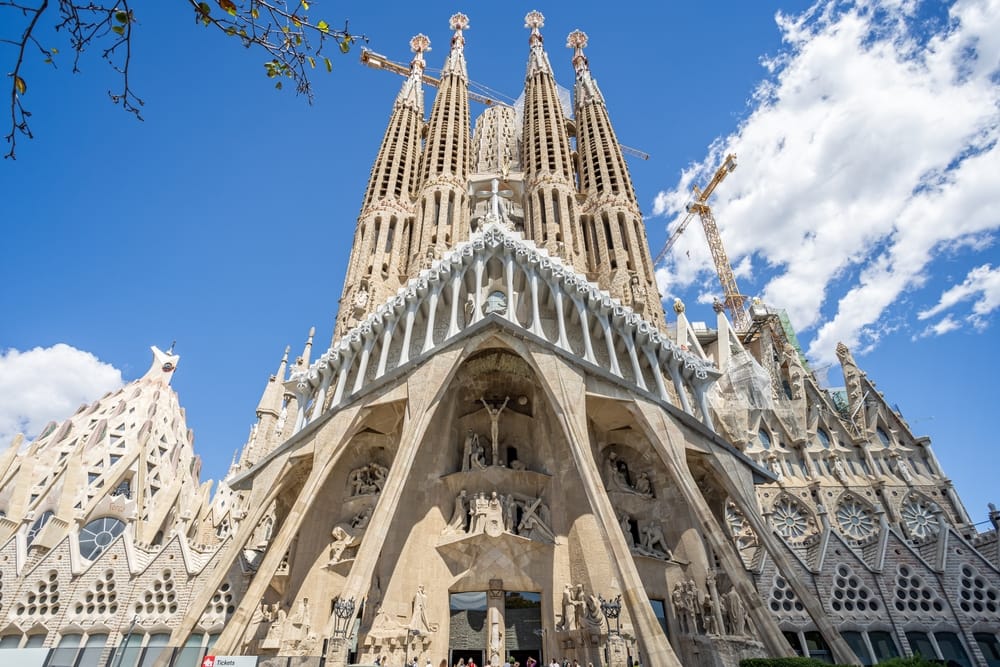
655 153 751 331
360 48 650 161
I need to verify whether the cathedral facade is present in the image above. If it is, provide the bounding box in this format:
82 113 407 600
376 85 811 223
1 12 998 667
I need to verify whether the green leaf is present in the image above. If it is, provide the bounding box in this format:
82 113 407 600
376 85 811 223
307 56 316 69
198 2 211 16
250 7 259 19
111 25 125 35
301 0 309 9
51 47 58 54
114 11 129 24
316 19 329 33
14 75 26 95
324 56 332 72
339 37 351 54
218 0 237 16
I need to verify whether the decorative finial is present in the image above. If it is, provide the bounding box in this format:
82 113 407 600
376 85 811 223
673 298 686 314
167 340 177 355
525 10 545 46
566 29 588 50
712 298 725 314
567 29 589 73
449 13 468 50
449 13 469 32
409 34 430 55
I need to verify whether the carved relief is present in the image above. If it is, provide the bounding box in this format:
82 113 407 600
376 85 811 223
348 462 389 497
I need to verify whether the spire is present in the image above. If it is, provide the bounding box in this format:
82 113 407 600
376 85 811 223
568 30 664 326
335 37 428 340
298 326 315 369
395 33 430 111
255 345 290 418
521 11 584 269
441 12 469 77
524 10 554 77
410 14 473 271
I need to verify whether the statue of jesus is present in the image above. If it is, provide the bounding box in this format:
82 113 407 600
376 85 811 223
480 396 510 466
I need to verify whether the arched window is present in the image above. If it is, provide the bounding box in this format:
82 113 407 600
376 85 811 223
876 427 891 448
758 429 772 450
79 516 126 560
817 428 831 449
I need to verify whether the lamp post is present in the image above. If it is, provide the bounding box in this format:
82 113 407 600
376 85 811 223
330 596 356 667
598 595 622 637
404 628 421 667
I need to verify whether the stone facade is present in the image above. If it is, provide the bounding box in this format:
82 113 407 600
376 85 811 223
1 11 998 667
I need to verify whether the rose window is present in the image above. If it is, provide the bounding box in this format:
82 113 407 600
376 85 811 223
772 496 815 542
79 517 126 560
836 498 875 540
900 498 938 540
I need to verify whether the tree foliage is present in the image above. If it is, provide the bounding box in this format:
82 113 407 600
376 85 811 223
1 0 366 158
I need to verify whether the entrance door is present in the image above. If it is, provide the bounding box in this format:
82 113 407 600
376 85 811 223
504 592 542 666
451 592 488 667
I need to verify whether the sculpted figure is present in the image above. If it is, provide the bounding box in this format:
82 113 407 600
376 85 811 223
725 590 748 636
830 455 849 484
503 493 518 533
409 585 432 634
461 430 478 472
352 505 373 530
481 396 510 466
639 522 672 560
327 526 356 565
620 513 635 549
633 471 654 497
558 584 584 631
446 490 469 534
671 582 690 634
583 593 605 631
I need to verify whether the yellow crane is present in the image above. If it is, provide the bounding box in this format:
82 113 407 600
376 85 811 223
655 153 751 331
360 48 650 161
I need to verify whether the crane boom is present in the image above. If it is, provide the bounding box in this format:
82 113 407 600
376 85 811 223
360 48 650 160
656 153 751 331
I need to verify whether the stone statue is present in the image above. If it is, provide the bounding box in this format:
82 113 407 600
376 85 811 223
481 396 510 466
470 436 488 470
724 590 748 636
348 462 389 496
638 522 671 560
703 594 718 635
894 454 914 484
620 512 635 549
558 584 584 631
461 430 478 472
604 452 632 493
671 582 691 634
327 526 356 565
446 490 469 534
582 593 605 631
633 471 654 497
830 455 849 484
517 497 554 542
409 585 432 634
503 493 518 533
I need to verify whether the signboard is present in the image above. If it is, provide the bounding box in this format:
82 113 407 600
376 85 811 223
202 656 259 667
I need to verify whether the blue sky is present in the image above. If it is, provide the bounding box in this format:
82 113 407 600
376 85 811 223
2 1 998 525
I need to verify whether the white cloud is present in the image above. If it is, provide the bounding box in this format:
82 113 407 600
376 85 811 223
653 0 1000 365
918 263 1000 326
0 344 124 448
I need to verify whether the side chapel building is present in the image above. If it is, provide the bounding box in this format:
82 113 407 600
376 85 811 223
1 12 999 667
